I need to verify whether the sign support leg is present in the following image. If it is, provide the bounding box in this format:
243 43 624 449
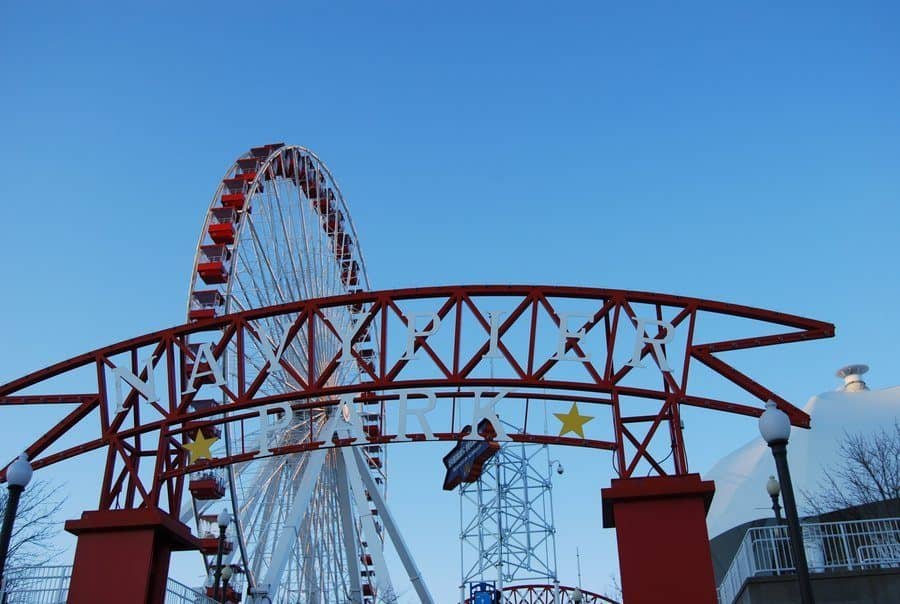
65 509 198 604
601 474 717 604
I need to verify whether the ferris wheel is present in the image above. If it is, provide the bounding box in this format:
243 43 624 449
182 143 428 603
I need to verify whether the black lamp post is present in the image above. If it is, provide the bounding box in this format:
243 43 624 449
0 454 33 592
213 508 231 601
766 475 783 524
759 401 815 604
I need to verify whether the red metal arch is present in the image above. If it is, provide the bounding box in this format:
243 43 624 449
496 584 619 604
0 284 833 514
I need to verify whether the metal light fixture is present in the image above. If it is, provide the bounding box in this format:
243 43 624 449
221 565 234 601
758 401 815 603
0 454 33 588
571 586 583 604
766 475 783 524
214 508 232 601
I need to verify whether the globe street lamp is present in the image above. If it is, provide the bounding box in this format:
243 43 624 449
0 454 33 589
213 508 231 601
221 565 233 602
766 475 783 524
758 401 815 603
571 587 583 604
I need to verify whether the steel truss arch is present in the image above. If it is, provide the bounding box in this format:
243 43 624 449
0 283 832 601
1 284 833 486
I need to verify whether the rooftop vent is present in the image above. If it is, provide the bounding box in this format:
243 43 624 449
836 364 869 392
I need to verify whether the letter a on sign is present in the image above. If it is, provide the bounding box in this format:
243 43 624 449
182 342 226 394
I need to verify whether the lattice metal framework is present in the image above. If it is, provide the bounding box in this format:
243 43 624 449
459 440 558 588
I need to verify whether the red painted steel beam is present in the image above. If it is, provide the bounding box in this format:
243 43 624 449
0 394 98 405
0 284 833 496
0 284 833 397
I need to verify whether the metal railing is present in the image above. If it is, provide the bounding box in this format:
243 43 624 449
165 577 219 604
0 565 70 603
717 517 900 604
0 566 216 604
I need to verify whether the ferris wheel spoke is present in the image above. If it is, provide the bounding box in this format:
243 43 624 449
244 216 293 306
233 251 279 312
268 178 304 298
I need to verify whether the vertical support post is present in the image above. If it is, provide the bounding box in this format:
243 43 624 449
770 443 815 604
838 524 853 570
601 474 717 604
495 455 503 592
0 485 24 590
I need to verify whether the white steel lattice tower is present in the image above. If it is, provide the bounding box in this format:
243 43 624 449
459 437 559 594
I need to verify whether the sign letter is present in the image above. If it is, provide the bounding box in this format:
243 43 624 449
463 389 509 441
339 316 369 363
112 356 158 414
395 391 437 442
399 313 442 360
254 324 292 372
626 317 675 372
483 311 507 359
550 314 591 361
182 342 226 394
255 403 294 458
319 394 370 445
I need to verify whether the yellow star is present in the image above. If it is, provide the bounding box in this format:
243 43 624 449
554 403 594 438
182 430 219 464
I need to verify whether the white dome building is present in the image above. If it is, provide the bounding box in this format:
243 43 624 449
706 364 900 538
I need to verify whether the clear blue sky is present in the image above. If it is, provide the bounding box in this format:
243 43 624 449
2 1 899 600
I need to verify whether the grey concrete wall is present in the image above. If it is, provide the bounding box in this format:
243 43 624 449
733 569 900 604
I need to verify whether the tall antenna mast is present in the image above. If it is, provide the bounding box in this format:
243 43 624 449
576 547 583 588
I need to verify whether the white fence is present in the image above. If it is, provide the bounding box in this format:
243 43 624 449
165 577 219 604
717 517 900 604
0 566 216 604
0 565 70 603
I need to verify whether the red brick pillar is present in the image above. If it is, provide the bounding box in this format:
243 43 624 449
601 474 717 604
65 509 199 604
